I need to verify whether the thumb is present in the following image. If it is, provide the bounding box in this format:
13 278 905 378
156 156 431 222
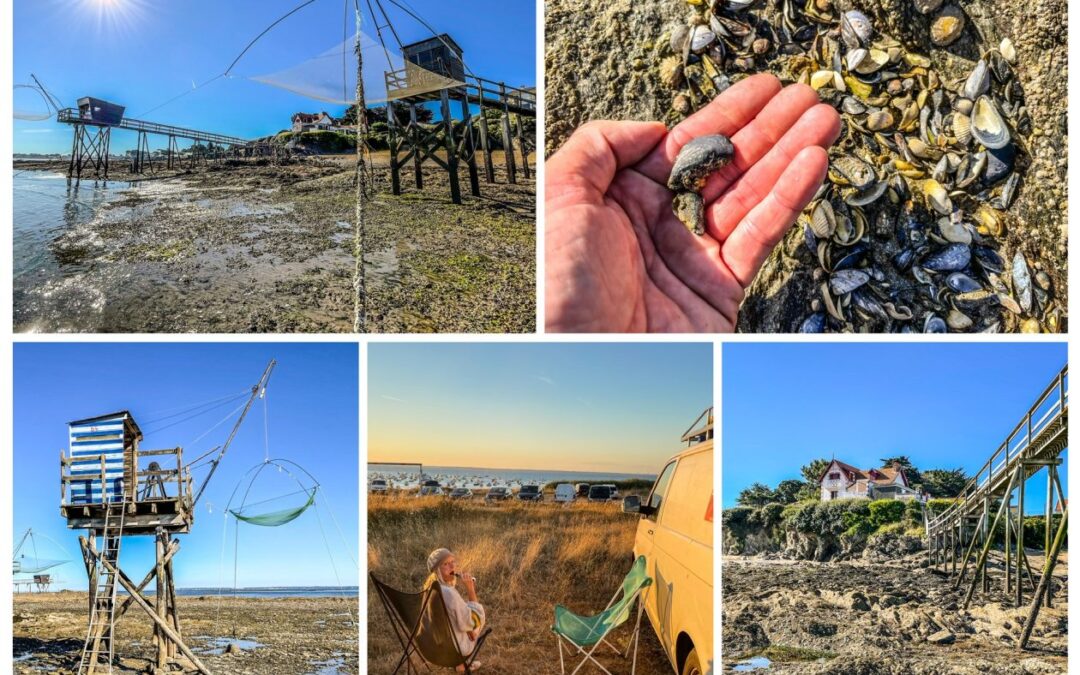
547 120 667 202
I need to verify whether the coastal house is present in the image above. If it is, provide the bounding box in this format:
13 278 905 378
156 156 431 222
291 111 336 133
818 460 922 502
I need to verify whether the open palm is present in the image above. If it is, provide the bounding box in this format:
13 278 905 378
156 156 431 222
546 74 841 332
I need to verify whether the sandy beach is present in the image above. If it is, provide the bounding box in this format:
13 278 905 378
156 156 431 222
13 591 359 674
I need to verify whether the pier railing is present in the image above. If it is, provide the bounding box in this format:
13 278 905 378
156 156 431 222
926 365 1068 535
58 108 248 147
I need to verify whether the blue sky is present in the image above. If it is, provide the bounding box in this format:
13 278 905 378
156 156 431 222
722 342 1068 511
14 0 536 153
14 342 359 590
369 343 713 474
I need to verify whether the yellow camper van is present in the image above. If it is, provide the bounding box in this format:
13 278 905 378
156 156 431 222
622 408 713 675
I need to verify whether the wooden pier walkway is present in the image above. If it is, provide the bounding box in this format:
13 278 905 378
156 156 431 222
925 365 1068 649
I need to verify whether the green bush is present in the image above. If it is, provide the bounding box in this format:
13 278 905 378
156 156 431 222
782 499 870 537
926 498 958 518
869 521 910 539
868 499 906 528
1022 515 1067 551
904 499 925 524
297 130 356 153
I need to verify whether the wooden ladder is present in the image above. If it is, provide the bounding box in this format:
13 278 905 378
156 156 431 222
78 497 126 675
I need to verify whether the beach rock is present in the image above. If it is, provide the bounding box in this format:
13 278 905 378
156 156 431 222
928 629 956 644
851 592 872 611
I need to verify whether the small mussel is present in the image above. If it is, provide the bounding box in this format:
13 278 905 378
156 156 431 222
829 269 870 295
841 10 873 49
1012 251 1033 313
971 96 1011 149
668 134 735 235
922 243 971 272
923 314 949 333
930 5 965 46
946 272 982 293
798 312 827 333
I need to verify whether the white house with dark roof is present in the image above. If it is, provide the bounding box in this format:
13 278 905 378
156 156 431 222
291 112 336 133
818 460 923 501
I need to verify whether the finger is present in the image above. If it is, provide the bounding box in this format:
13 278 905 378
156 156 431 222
707 103 840 241
546 120 667 203
698 84 823 203
721 145 829 288
634 73 783 183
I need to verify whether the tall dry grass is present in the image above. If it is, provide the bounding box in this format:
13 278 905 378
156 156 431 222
367 496 672 674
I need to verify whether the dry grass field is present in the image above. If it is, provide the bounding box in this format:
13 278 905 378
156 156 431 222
367 496 673 674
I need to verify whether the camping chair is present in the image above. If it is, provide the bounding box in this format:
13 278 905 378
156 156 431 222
370 572 492 675
551 555 653 675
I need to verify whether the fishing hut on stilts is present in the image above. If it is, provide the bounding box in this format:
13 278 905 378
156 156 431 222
59 362 275 674
366 4 536 205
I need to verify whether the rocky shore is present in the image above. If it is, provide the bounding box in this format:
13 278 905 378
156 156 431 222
722 553 1067 673
14 151 535 333
13 591 358 674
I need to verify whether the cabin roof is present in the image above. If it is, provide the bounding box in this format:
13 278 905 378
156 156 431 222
402 33 464 57
68 410 143 439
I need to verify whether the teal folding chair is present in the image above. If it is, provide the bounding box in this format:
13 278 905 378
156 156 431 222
551 555 652 675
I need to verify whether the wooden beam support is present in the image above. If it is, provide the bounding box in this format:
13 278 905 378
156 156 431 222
1019 506 1067 649
113 540 180 622
90 548 212 675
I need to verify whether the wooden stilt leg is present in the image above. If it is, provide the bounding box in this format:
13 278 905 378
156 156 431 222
440 88 461 205
156 530 167 669
409 104 423 189
388 104 401 195
515 112 530 179
460 96 481 197
476 84 494 183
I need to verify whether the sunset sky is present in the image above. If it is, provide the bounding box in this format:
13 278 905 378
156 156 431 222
368 343 713 475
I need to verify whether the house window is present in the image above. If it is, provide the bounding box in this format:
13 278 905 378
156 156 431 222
830 491 838 500
828 472 840 480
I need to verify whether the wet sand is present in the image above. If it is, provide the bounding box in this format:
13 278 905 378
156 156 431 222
722 554 1067 673
14 591 358 674
14 151 535 334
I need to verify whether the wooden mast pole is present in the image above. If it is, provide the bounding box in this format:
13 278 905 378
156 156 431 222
191 360 276 507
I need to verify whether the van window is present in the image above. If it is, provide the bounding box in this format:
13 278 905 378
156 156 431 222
645 460 678 520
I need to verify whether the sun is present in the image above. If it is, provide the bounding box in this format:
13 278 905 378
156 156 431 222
78 0 147 36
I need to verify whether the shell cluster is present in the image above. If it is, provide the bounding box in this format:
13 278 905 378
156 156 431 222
663 0 1058 333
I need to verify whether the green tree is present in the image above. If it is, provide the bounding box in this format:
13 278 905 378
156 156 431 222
773 479 808 504
920 468 969 498
800 458 829 485
736 482 776 507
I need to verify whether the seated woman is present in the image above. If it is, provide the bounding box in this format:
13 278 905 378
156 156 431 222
424 548 486 672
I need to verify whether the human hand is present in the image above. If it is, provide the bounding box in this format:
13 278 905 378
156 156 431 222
459 572 477 595
545 73 841 332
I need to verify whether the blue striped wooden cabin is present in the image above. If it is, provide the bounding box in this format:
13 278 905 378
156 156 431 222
66 411 141 505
